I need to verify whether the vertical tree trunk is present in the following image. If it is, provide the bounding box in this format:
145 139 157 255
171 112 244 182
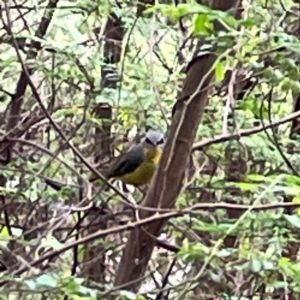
114 0 240 292
0 0 58 275
81 13 125 283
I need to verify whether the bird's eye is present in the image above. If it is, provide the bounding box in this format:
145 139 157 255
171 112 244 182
157 138 164 145
145 138 154 145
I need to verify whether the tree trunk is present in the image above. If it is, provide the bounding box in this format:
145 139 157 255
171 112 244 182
114 0 241 292
81 13 125 283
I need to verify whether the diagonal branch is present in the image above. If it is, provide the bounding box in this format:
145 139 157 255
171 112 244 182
192 109 300 151
3 201 299 281
114 0 241 292
3 0 59 134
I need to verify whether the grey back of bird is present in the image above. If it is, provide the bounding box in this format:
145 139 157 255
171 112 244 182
106 144 145 179
90 129 164 182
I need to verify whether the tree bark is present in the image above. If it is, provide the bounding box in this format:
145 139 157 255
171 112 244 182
81 13 124 283
114 0 240 291
0 0 58 276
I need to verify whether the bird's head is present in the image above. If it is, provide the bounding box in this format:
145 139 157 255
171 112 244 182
144 129 164 148
143 129 165 162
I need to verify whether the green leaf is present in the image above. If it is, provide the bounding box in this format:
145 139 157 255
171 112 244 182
285 175 300 186
145 3 211 21
236 182 259 192
238 18 256 28
24 279 37 290
210 272 222 283
250 258 262 273
78 285 97 297
214 61 225 83
272 185 300 196
194 14 209 34
216 249 231 258
262 260 275 270
178 242 209 262
0 186 18 195
36 274 58 288
284 214 300 228
120 290 138 300
247 174 275 182
0 226 10 238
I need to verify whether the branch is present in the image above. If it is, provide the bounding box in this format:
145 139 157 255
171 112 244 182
114 0 241 291
0 202 294 286
1 201 298 282
192 110 300 151
2 0 59 134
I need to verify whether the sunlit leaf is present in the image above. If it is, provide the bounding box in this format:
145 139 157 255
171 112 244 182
235 182 259 192
250 258 262 273
292 197 300 215
262 260 276 270
35 274 58 288
120 290 138 300
2 0 300 297
194 14 209 34
283 214 300 228
215 61 225 83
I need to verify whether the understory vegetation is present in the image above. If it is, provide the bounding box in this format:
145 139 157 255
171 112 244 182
1 0 300 299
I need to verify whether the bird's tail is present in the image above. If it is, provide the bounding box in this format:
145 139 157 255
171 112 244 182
89 167 110 182
44 168 110 191
44 178 65 191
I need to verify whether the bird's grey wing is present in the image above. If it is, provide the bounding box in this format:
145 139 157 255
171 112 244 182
107 145 145 178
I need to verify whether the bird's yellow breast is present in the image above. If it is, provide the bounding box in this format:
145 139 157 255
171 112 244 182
119 148 162 186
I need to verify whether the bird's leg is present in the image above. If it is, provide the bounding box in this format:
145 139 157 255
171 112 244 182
117 181 141 221
121 182 130 193
116 181 135 204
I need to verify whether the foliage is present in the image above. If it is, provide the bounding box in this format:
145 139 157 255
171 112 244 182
1 0 300 299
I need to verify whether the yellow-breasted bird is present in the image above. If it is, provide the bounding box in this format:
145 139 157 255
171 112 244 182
90 129 165 186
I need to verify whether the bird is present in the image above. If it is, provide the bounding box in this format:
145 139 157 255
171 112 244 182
90 129 165 187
